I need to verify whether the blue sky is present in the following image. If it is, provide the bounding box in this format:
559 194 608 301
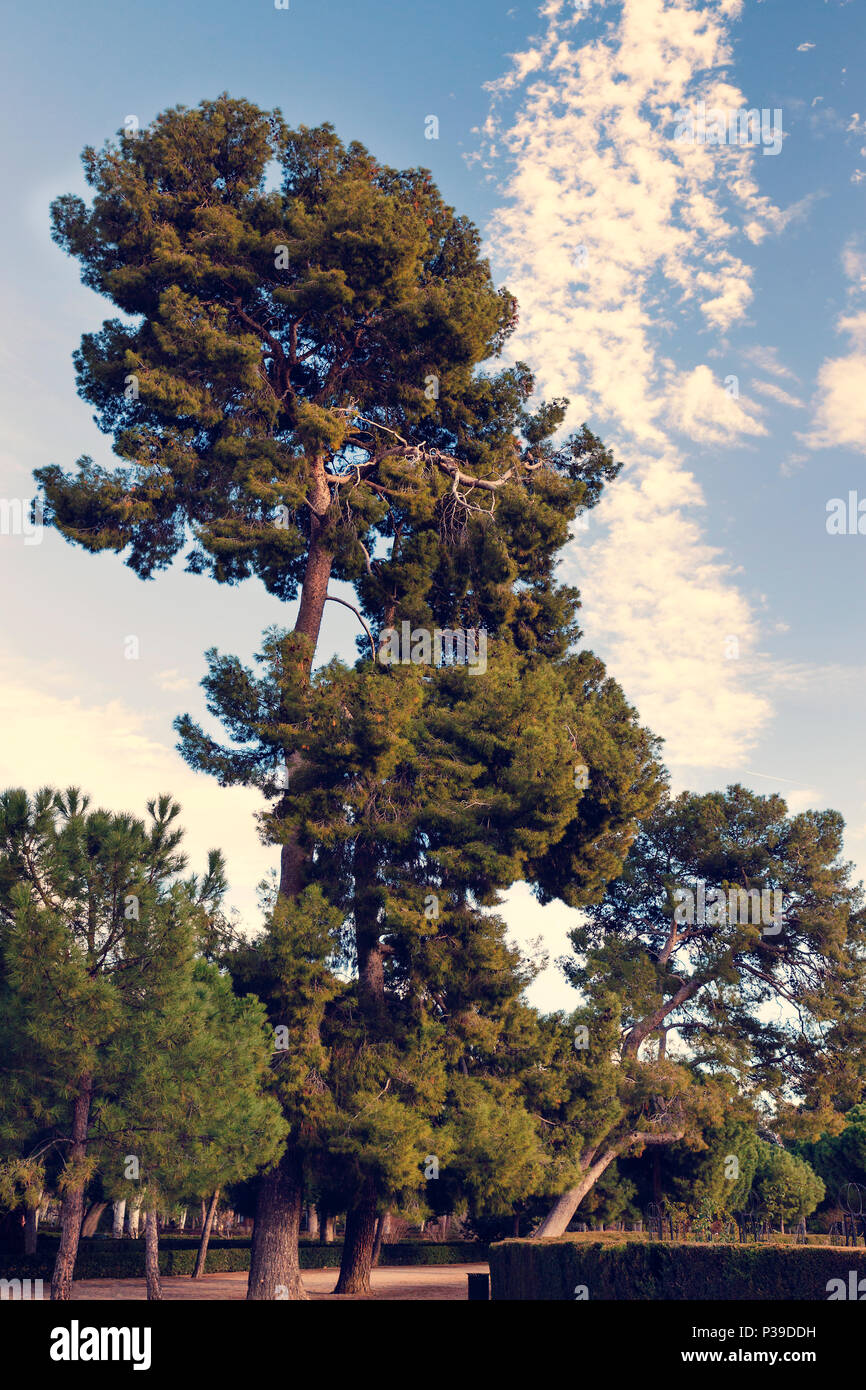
1 0 864 1009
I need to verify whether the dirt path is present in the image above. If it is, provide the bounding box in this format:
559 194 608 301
59 1263 489 1301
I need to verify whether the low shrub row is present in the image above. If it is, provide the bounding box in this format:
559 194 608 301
0 1239 488 1282
489 1237 866 1301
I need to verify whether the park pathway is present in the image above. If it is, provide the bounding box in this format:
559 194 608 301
54 1263 489 1301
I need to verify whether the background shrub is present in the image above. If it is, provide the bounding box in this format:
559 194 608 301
489 1236 866 1300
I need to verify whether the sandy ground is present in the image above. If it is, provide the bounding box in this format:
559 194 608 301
51 1263 489 1301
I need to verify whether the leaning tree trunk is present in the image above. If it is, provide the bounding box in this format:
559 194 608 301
192 1189 220 1279
534 1127 686 1238
51 1078 92 1300
144 1209 162 1301
533 1148 622 1239
80 1200 108 1237
247 1149 307 1301
334 1180 379 1295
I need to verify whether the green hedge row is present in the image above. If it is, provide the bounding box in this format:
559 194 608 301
1 1239 487 1281
489 1238 866 1301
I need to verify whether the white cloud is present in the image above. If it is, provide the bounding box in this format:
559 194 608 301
783 788 823 813
842 238 866 295
740 345 799 380
480 0 781 767
750 379 806 409
0 651 269 924
805 311 866 454
667 364 767 443
780 452 807 478
154 668 195 693
797 42 816 53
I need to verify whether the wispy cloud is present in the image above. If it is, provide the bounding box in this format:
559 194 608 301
740 345 799 381
479 0 784 766
751 379 806 409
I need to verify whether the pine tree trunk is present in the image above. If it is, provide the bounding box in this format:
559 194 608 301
533 1147 621 1239
177 1206 187 1231
51 1079 92 1301
334 1182 378 1295
112 1199 126 1238
81 1201 108 1237
322 1213 335 1243
24 1203 40 1256
144 1209 162 1301
307 1204 319 1239
247 1149 307 1300
334 839 389 1297
192 1189 220 1278
250 485 332 1271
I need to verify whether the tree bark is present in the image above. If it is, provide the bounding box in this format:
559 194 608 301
334 1181 378 1295
24 1202 40 1256
80 1201 108 1237
112 1199 126 1239
307 1203 319 1240
371 1209 391 1267
144 1209 162 1301
247 1148 308 1300
51 1078 92 1300
192 1189 220 1278
127 1194 143 1239
279 481 333 902
248 459 333 1291
534 1129 686 1238
322 1213 335 1243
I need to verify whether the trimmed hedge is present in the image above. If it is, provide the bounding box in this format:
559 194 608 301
489 1237 866 1301
0 1238 487 1281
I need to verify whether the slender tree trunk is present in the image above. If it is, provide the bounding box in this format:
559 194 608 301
144 1209 162 1301
279 489 333 901
51 1079 92 1300
112 1199 126 1239
80 1201 108 1237
322 1213 335 1243
24 1202 40 1256
192 1189 220 1279
247 1149 307 1300
307 1203 319 1240
334 1180 378 1295
371 1209 390 1267
177 1206 187 1231
127 1194 143 1239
